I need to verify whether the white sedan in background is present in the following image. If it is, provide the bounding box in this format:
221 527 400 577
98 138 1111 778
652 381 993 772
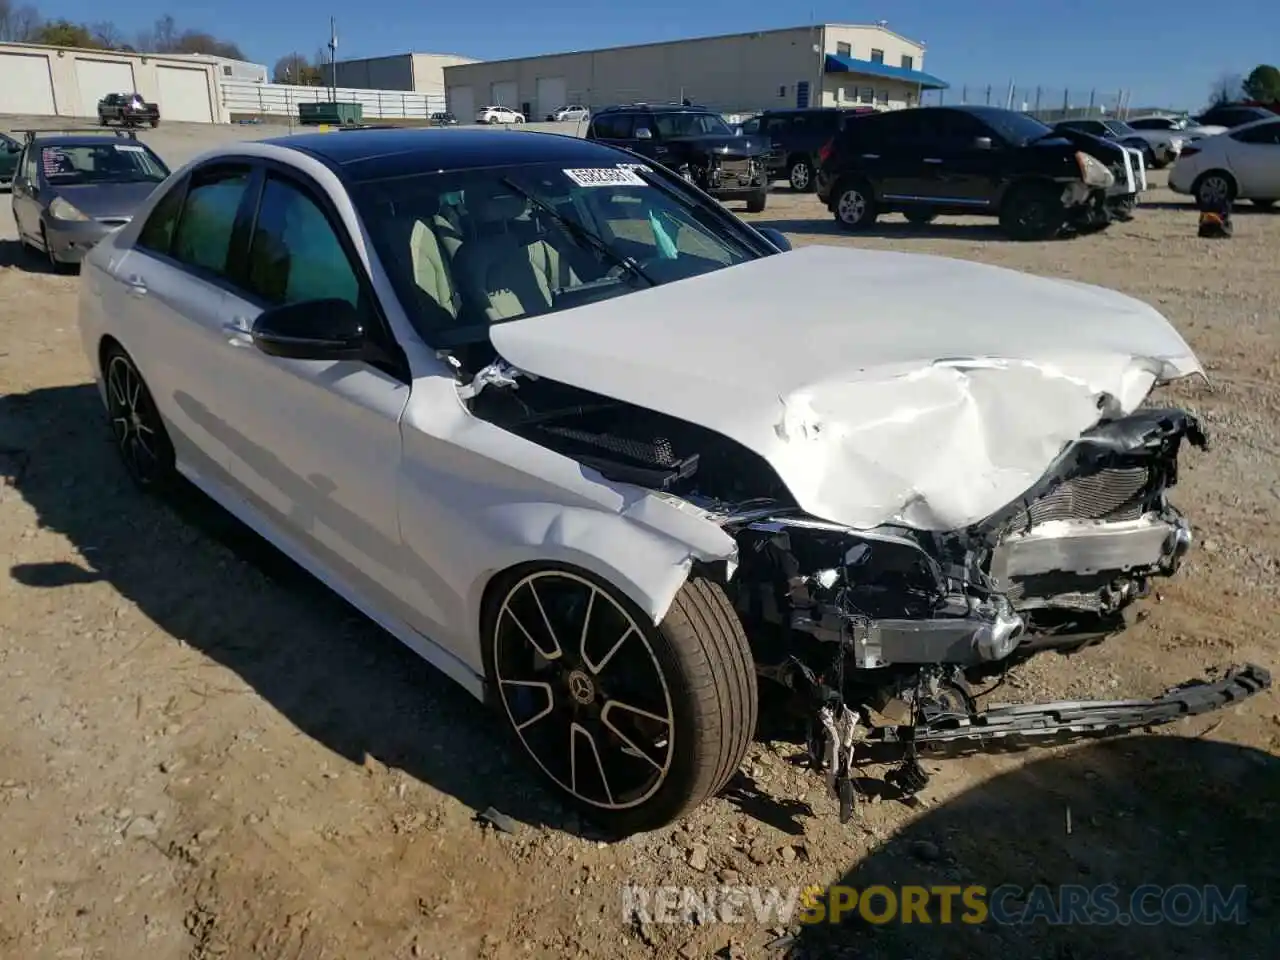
1168 115 1280 208
476 105 525 124
1128 114 1226 146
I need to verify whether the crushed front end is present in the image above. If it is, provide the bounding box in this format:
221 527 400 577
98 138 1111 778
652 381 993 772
703 406 1271 819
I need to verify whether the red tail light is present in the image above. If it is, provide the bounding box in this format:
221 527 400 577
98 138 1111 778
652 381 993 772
818 137 834 164
1179 146 1200 159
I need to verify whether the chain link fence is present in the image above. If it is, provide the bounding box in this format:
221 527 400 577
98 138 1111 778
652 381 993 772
921 84 1135 121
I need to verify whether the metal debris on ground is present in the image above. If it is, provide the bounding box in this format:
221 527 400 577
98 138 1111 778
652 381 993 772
475 806 518 833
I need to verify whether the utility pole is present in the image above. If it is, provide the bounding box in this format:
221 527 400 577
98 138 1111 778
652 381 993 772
328 17 338 102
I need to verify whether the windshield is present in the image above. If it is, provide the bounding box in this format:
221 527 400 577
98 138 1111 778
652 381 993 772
1103 120 1136 136
352 160 767 340
40 142 169 185
981 110 1055 145
650 112 732 137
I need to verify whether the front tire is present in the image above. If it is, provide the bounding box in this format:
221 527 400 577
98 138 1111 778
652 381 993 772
101 344 177 491
485 566 757 836
999 182 1064 241
744 190 767 214
903 208 937 225
1253 198 1276 210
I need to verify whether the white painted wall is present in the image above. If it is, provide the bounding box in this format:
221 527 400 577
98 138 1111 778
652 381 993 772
0 42 222 120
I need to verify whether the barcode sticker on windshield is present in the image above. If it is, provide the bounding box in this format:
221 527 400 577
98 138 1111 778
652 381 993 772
563 167 647 187
115 144 145 152
616 162 652 173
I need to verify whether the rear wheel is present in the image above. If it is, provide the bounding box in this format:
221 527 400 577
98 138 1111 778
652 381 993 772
903 208 937 225
1253 198 1276 210
788 158 814 192
150 117 160 128
744 190 767 214
101 343 177 491
486 566 757 836
832 177 878 231
1193 171 1236 208
999 182 1064 241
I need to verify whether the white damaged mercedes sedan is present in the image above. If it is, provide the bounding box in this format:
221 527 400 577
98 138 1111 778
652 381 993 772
77 128 1270 836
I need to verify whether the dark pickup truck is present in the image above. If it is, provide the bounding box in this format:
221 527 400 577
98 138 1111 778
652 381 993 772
98 93 160 128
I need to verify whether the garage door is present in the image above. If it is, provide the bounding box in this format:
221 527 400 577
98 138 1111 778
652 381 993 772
0 52 56 115
535 77 567 120
490 81 518 109
75 58 136 116
447 85 474 121
156 66 214 123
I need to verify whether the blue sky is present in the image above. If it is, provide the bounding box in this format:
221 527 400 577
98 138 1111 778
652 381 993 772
41 0 1279 110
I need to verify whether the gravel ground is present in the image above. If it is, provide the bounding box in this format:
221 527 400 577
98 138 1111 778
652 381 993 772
1 119 1277 960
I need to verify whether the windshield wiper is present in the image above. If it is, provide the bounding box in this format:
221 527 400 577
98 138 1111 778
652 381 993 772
499 177 655 288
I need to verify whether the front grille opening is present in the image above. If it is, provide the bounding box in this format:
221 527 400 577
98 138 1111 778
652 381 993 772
1006 466 1151 533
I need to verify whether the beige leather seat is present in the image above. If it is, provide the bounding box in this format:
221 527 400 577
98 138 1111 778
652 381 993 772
452 185 582 322
408 219 458 320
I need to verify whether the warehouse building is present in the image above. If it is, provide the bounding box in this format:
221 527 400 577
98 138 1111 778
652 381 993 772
440 23 947 121
0 41 222 122
333 53 479 98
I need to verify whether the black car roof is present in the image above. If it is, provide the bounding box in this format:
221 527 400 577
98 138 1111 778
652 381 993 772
267 127 633 181
594 103 716 114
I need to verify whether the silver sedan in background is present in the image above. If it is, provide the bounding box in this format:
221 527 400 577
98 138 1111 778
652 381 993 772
10 128 170 272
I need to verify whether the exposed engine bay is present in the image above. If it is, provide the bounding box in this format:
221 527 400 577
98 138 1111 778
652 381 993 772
462 356 1272 820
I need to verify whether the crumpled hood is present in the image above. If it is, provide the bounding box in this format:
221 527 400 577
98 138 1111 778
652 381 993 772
489 245 1205 532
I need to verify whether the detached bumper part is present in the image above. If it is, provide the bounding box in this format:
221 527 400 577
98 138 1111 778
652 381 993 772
872 662 1272 749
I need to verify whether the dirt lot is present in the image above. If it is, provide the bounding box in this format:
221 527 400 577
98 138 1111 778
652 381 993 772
1 120 1277 960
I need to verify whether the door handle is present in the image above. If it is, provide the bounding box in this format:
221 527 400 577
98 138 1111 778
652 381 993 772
923 158 943 164
124 274 147 296
861 153 880 159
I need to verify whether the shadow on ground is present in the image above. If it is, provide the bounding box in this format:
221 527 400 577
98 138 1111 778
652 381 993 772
792 735 1279 960
0 238 58 273
0 382 586 836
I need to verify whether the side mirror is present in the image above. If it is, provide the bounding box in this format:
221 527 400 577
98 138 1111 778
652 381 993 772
972 136 993 150
251 298 367 361
634 127 653 140
756 226 792 252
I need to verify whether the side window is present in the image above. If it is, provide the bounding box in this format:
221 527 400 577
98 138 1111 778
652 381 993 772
136 179 188 255
170 166 251 277
762 115 789 136
244 175 360 308
591 113 633 139
1233 122 1280 145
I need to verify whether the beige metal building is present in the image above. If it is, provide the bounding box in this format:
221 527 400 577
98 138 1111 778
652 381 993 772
0 41 222 122
440 23 947 121
333 53 479 100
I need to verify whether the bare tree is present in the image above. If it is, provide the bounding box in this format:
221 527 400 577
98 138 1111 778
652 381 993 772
1207 72 1244 107
89 20 125 49
0 0 43 42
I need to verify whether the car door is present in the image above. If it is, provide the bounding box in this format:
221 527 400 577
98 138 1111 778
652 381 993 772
108 161 254 483
1226 120 1280 196
11 141 41 242
918 109 1004 206
211 163 415 623
872 109 937 202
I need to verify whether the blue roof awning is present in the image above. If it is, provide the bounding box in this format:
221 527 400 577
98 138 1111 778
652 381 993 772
824 53 949 90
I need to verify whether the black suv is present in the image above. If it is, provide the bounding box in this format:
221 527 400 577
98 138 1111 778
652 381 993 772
586 103 771 212
741 107 875 191
814 105 1119 240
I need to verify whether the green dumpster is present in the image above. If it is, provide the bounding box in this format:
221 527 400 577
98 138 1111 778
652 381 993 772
297 101 364 126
